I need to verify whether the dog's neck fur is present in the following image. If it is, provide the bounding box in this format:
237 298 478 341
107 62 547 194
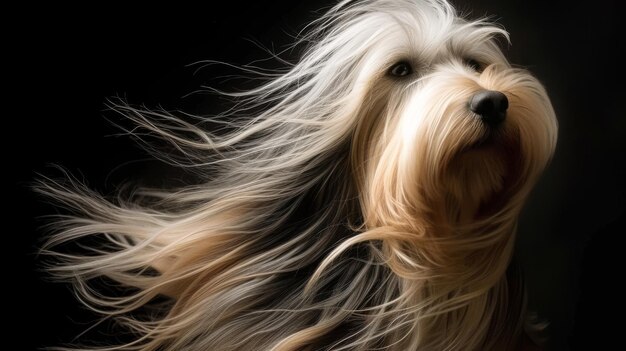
383 171 525 349
352 124 527 349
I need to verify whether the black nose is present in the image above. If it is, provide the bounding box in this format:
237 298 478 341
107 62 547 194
469 90 508 126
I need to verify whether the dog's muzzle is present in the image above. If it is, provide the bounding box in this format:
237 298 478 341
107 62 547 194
469 90 508 127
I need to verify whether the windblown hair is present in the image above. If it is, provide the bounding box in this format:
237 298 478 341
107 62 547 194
39 0 558 350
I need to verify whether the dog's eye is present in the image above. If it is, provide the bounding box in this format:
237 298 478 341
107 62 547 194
464 58 483 72
388 61 413 77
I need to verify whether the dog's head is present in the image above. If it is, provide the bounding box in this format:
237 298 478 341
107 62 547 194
296 0 558 230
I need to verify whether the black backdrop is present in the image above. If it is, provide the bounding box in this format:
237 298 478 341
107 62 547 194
9 1 623 350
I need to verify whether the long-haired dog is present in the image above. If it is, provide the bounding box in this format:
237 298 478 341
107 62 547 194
40 0 558 350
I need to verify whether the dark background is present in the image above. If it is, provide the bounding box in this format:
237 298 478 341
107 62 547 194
9 1 623 350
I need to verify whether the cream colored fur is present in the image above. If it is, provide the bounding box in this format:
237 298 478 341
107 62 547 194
39 1 557 350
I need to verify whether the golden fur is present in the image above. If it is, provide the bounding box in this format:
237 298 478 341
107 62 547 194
39 1 558 350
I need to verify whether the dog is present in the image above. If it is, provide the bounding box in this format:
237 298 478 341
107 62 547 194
40 0 558 350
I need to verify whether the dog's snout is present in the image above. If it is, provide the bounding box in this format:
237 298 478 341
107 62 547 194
469 90 508 126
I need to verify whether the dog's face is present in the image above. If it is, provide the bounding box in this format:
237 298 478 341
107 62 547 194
342 1 558 229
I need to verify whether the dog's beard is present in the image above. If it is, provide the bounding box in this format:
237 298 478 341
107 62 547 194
446 126 523 222
359 63 556 228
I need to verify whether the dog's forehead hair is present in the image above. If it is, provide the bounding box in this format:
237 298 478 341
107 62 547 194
397 20 508 67
346 4 510 71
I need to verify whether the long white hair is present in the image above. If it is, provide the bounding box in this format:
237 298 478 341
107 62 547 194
39 0 557 350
